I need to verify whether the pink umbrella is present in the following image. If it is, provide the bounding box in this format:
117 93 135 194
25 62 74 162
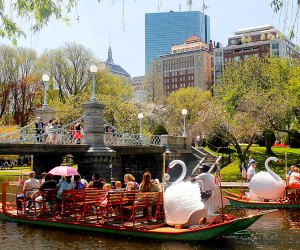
49 166 79 176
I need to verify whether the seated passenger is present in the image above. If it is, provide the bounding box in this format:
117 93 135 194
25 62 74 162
31 173 57 209
100 184 119 216
289 167 300 189
74 175 85 190
140 172 159 193
114 181 123 191
140 172 159 219
87 173 103 189
33 173 57 195
55 176 74 217
124 174 139 191
287 165 296 176
153 179 162 192
101 183 112 206
17 171 40 210
125 181 135 191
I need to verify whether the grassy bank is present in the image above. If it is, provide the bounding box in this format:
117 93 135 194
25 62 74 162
220 146 300 181
0 166 31 184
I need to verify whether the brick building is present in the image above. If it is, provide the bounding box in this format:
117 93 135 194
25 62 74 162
214 24 300 82
151 35 214 97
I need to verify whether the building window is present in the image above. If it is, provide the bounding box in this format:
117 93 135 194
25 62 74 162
215 58 222 65
234 56 240 62
272 43 279 50
215 51 222 57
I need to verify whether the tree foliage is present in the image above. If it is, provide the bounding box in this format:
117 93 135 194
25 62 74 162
0 45 41 125
0 0 80 44
10 76 41 126
166 87 211 135
142 62 165 104
2 0 299 45
131 99 168 134
194 57 300 167
152 124 168 135
38 43 97 103
49 69 136 132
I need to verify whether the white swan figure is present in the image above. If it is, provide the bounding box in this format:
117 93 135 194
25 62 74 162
249 157 285 200
164 160 205 225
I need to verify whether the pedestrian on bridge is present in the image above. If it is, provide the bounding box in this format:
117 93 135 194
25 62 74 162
35 117 45 143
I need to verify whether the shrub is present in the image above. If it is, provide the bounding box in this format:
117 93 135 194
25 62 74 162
152 124 168 135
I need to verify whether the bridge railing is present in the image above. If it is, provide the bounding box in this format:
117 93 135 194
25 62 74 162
0 116 86 145
104 132 162 147
0 119 163 147
0 122 36 143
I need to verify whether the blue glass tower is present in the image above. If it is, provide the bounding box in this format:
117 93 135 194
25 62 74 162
145 11 210 72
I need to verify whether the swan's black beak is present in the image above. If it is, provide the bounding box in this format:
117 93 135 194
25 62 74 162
277 160 281 165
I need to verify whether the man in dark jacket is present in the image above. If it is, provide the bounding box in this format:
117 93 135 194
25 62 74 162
35 117 45 143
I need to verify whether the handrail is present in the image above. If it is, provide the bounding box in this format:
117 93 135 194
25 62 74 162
0 115 86 144
191 157 206 176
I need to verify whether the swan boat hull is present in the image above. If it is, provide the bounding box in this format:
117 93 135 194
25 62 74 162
0 181 270 242
224 191 300 209
0 205 268 241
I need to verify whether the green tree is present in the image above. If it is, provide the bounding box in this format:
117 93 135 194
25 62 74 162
263 129 276 155
0 45 41 125
131 99 168 134
166 87 211 135
50 69 136 131
152 124 168 135
38 43 97 103
193 57 298 168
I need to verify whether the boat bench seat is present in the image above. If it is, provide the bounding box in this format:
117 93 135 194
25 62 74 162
122 192 161 226
98 192 123 224
16 188 39 216
34 188 58 217
75 189 106 222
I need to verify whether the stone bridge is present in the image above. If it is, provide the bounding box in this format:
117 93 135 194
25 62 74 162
0 100 205 182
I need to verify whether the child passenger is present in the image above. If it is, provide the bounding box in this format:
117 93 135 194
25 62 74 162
114 181 123 191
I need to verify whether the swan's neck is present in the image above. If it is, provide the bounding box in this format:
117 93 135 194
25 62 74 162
265 158 282 182
169 160 187 186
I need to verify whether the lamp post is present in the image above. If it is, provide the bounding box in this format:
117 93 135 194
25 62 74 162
181 109 188 137
42 74 50 107
138 113 144 137
89 65 98 102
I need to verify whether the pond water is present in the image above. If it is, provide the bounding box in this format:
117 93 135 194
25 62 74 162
0 180 300 249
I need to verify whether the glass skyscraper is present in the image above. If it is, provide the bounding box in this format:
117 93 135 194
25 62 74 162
145 11 210 72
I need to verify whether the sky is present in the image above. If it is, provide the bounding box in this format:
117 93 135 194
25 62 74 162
2 0 295 77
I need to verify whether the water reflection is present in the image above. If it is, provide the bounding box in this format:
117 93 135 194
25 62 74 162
0 209 299 249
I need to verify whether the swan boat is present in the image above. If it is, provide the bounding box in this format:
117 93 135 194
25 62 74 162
223 191 300 209
0 181 272 241
224 157 300 209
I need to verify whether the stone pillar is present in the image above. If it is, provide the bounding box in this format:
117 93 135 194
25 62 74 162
33 154 64 178
35 106 57 124
78 100 116 181
75 152 116 182
82 101 109 150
